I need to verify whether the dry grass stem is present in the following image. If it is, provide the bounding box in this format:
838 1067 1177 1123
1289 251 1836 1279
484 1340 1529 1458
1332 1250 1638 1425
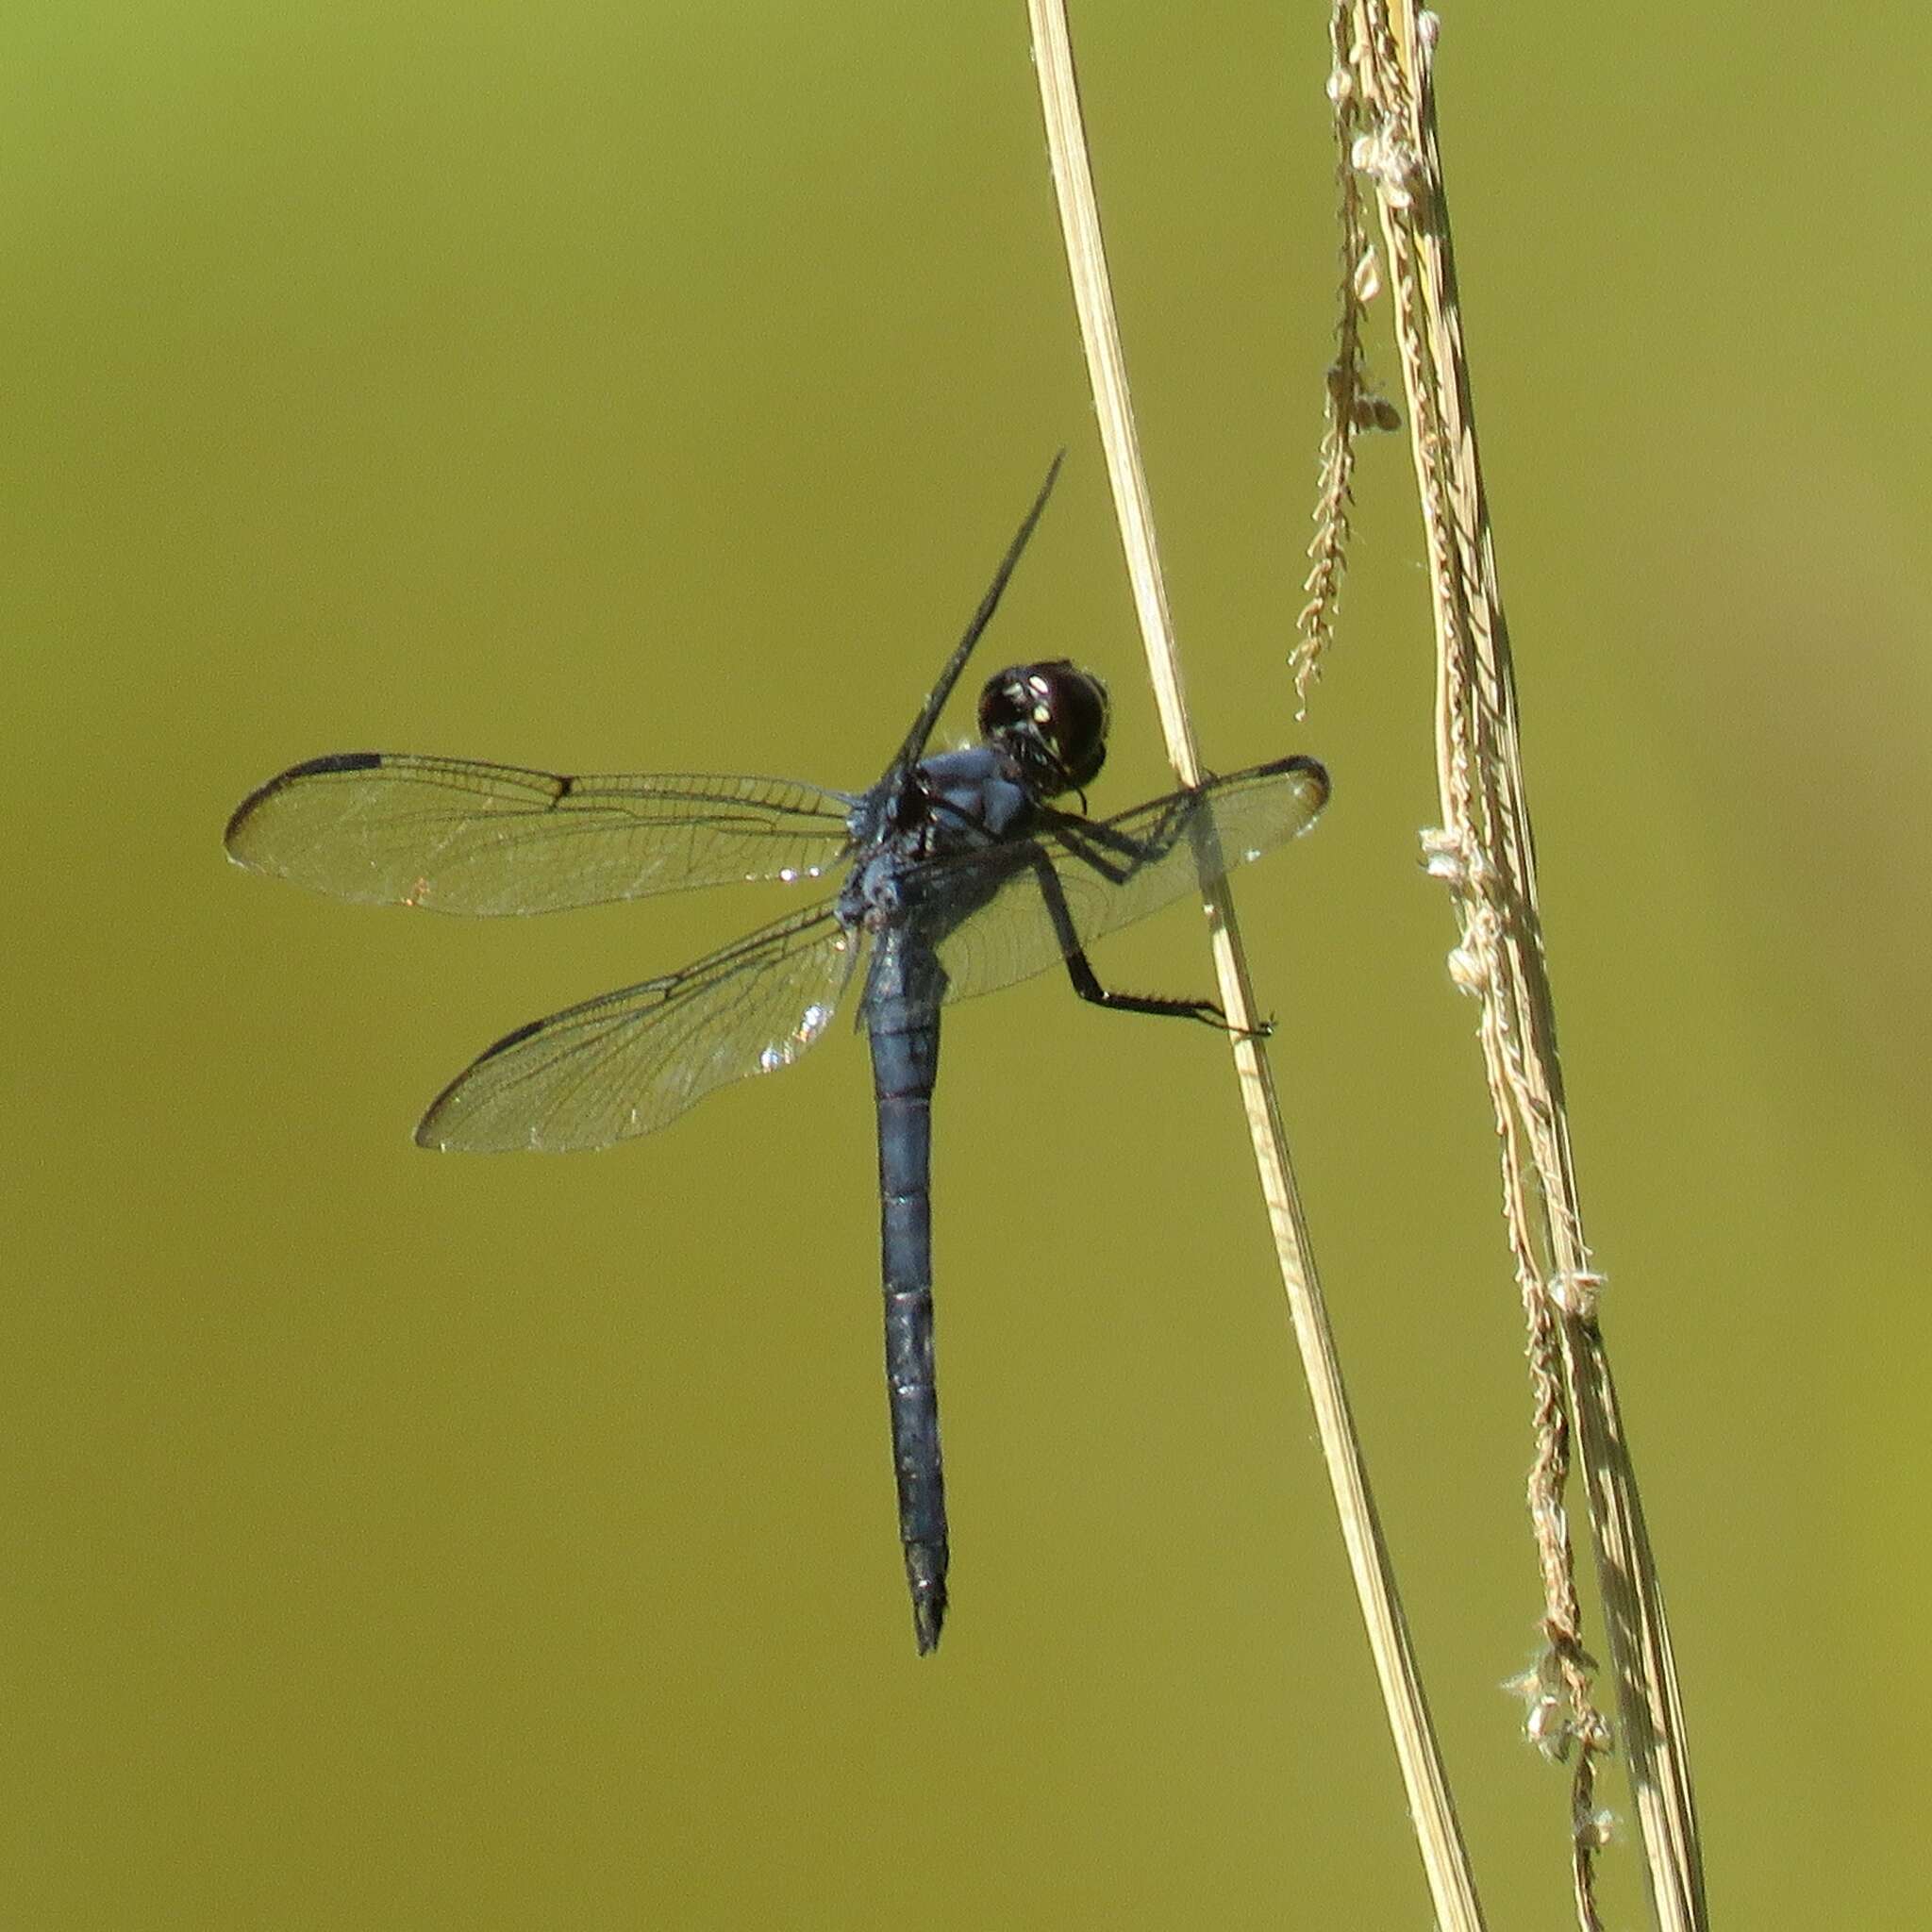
1332 4 1710 1926
1292 2 1405 710
1025 5 1485 1929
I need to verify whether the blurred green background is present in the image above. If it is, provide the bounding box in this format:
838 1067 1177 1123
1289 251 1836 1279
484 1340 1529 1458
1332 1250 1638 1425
7 2 1928 1925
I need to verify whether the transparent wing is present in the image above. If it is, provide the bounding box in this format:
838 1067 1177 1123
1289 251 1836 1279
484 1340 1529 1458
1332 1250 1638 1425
225 753 857 914
416 898 862 1151
905 755 1329 1004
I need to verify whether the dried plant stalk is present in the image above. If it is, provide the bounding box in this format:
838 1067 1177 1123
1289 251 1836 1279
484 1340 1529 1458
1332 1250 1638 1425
1293 0 1403 709
1335 5 1709 1927
1026 5 1485 1929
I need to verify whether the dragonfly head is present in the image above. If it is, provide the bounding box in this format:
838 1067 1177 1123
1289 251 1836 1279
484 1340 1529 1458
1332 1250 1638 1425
977 660 1110 797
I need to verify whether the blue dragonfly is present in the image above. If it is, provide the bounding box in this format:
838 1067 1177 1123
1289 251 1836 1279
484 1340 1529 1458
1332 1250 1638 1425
225 460 1329 1651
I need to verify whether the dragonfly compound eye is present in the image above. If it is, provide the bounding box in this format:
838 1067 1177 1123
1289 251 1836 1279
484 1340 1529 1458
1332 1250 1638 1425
978 660 1110 794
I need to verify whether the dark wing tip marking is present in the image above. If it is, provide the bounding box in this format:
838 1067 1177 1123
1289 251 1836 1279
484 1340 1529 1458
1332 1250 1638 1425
1240 753 1330 817
221 798 258 857
413 1013 551 1150
224 752 386 858
289 751 385 779
473 1014 547 1067
1281 753 1330 813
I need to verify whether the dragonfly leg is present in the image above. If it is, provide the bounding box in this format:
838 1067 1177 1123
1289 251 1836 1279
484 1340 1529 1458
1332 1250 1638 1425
1060 943 1231 1027
1030 846 1258 1032
1035 795 1196 884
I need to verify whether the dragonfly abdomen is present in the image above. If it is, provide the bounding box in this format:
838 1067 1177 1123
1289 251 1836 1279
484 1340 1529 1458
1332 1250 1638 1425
866 948 948 1656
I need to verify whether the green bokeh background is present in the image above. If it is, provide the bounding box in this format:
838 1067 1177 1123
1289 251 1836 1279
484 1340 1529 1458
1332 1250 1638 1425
8 3 1929 1926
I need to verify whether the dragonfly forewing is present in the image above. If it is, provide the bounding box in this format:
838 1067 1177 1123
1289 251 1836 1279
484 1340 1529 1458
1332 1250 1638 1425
224 752 857 914
416 898 864 1151
911 754 1329 1005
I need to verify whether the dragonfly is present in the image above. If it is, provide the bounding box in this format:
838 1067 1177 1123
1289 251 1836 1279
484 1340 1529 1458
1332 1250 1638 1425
224 458 1330 1654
